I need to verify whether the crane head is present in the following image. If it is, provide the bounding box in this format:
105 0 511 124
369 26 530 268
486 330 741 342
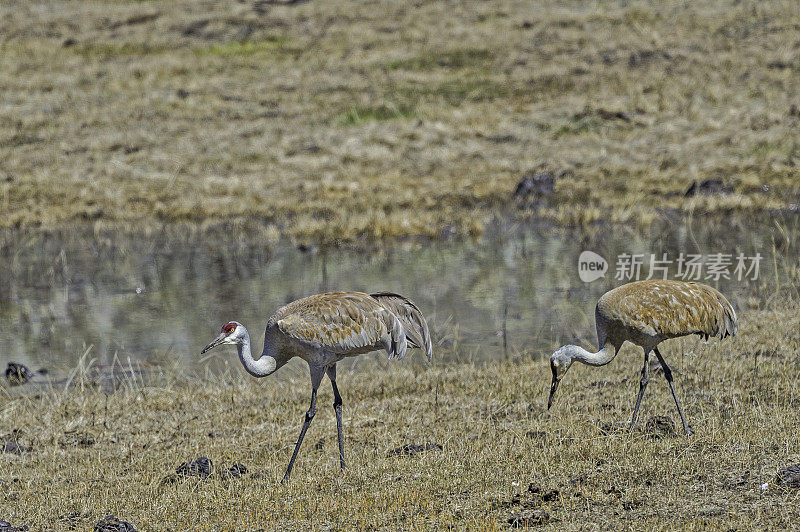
547 346 574 409
201 321 243 354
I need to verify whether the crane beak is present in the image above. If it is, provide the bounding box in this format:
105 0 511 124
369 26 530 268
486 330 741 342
547 368 560 410
201 333 226 354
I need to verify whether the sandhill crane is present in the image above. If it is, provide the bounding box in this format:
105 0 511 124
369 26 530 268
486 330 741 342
201 291 432 482
547 280 737 435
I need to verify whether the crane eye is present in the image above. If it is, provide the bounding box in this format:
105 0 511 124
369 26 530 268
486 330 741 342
223 323 236 334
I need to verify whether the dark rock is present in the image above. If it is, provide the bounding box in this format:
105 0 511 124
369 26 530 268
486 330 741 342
574 108 632 122
508 509 550 527
767 60 792 70
387 443 442 456
286 143 322 156
513 172 555 199
94 516 137 532
597 421 627 434
440 225 457 239
62 38 77 47
685 179 733 197
483 134 518 144
2 441 30 454
182 19 210 37
176 456 213 478
525 430 546 441
0 520 29 531
5 363 34 386
628 49 671 68
2 430 29 454
218 463 248 480
541 489 559 502
644 415 676 438
776 464 800 488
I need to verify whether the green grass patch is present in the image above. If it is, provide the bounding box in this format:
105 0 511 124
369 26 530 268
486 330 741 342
194 37 285 58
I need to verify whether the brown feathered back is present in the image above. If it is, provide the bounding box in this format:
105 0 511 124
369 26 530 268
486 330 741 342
267 291 432 362
596 280 738 346
270 292 404 357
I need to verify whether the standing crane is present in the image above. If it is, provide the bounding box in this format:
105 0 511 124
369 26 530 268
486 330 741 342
201 291 432 482
547 280 737 435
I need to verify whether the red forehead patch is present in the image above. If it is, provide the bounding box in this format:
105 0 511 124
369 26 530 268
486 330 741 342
222 322 237 334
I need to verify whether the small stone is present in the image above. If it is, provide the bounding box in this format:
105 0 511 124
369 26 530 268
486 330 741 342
513 172 555 199
776 464 800 488
94 515 137 532
176 456 213 478
219 463 248 480
0 520 29 532
685 179 733 197
5 363 34 386
644 415 676 438
387 443 442 456
2 441 30 454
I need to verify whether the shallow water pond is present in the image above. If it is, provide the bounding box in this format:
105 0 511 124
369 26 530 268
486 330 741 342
0 214 797 383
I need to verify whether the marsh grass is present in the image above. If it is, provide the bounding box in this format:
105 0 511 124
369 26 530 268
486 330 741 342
1 1 799 244
2 301 799 529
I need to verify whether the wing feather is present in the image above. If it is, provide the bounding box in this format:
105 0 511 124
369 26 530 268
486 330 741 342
270 291 408 358
370 292 433 361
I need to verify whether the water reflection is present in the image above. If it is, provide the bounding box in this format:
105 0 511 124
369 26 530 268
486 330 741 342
0 214 797 378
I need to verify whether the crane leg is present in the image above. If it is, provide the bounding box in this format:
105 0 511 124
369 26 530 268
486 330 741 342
327 365 345 470
283 367 325 482
654 346 692 436
630 348 651 431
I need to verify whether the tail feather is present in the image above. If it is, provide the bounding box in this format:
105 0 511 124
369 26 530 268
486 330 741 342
371 292 433 362
719 294 738 339
698 284 738 339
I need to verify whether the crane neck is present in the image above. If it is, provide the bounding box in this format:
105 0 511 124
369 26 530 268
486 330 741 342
237 327 283 377
571 342 618 367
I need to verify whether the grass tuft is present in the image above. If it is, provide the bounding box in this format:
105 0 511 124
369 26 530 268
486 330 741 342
336 103 417 125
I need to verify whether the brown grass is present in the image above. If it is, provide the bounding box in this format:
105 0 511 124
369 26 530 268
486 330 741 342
2 300 799 529
1 1 799 244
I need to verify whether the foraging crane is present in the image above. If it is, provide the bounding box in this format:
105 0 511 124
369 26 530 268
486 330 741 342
547 280 737 435
201 291 432 482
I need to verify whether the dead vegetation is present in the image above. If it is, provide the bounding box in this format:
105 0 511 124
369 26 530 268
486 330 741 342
1 1 799 244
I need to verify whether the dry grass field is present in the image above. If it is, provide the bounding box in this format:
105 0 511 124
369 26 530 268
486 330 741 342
1 300 799 529
3 1 800 530
1 0 800 244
